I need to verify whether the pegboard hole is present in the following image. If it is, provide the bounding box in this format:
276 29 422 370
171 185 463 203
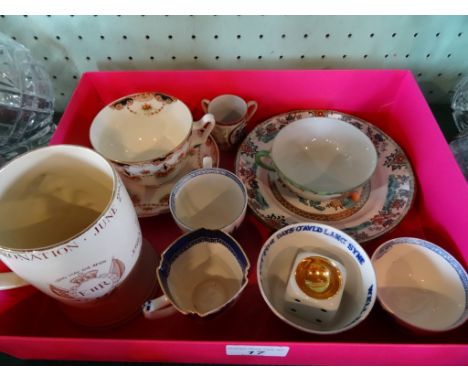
447 53 452 58
55 36 61 40
300 55 305 59
11 36 16 40
52 75 57 79
43 57 48 61
259 34 264 39
348 33 352 38
145 35 150 40
392 32 397 37
237 55 241 60
258 55 262 59
321 309 328 313
60 92 65 96
437 73 442 77
426 53 431 58
413 33 418 37
73 75 77 79
458 32 463 37
281 34 286 38
86 56 90 61
34 36 38 40
168 35 173 39
321 55 326 59
370 33 375 38
429 90 434 94
417 73 422 77
78 35 82 40
150 56 154 60
385 54 389 58
325 33 330 38
193 56 198 60
290 308 297 312
128 56 133 60
100 35 105 40
304 34 308 38
215 56 219 60
192 35 196 39
172 56 176 60
65 56 69 61
315 319 322 323
342 54 347 59
237 35 241 39
458 73 463 77
436 32 440 37
107 56 112 61
294 299 301 303
279 55 283 59
122 35 127 40
214 35 218 39
405 54 410 58
363 54 368 59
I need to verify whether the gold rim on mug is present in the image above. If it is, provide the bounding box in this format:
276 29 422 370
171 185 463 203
0 144 118 253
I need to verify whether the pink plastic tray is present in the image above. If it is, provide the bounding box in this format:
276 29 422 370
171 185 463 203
1 70 467 365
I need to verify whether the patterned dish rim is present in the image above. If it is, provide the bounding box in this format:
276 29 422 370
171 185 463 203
235 109 416 243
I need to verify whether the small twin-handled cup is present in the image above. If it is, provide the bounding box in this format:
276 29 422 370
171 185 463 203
169 156 248 234
201 94 257 150
255 117 378 201
90 92 216 188
143 228 250 319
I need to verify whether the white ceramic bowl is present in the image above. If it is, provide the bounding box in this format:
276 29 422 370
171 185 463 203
372 237 468 333
257 223 377 334
256 117 378 200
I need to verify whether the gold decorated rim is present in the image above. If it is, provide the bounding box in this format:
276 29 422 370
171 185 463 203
295 256 342 299
0 145 118 253
90 92 195 165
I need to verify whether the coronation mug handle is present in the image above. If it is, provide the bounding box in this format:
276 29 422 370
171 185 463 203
0 270 29 291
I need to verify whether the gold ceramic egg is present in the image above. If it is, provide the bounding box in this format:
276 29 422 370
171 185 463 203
295 256 342 299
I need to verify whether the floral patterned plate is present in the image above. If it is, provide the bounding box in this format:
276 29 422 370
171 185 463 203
235 110 415 243
126 135 219 217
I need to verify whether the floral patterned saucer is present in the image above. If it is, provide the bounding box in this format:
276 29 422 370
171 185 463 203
235 110 415 243
126 136 219 217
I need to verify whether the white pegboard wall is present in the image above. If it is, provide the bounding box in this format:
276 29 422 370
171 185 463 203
0 15 467 111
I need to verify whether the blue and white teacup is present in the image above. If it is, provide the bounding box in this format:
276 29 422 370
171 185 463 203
142 228 250 318
169 157 248 234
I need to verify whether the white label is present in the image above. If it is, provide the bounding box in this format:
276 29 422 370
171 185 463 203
226 345 289 357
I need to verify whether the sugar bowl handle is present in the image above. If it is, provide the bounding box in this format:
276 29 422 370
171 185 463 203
190 113 216 149
201 99 210 113
255 150 276 171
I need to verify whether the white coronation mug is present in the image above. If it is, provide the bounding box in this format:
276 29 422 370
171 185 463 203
0 145 151 320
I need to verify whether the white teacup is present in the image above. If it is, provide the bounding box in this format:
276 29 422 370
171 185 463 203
372 237 468 333
169 157 248 234
202 94 257 150
90 92 215 188
143 228 250 318
0 145 156 326
255 117 378 201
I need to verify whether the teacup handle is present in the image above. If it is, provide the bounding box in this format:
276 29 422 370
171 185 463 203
245 101 258 122
190 113 216 149
255 150 276 171
201 99 210 113
0 271 29 291
142 295 177 320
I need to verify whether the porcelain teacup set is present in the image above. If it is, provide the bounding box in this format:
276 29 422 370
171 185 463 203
0 91 466 334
